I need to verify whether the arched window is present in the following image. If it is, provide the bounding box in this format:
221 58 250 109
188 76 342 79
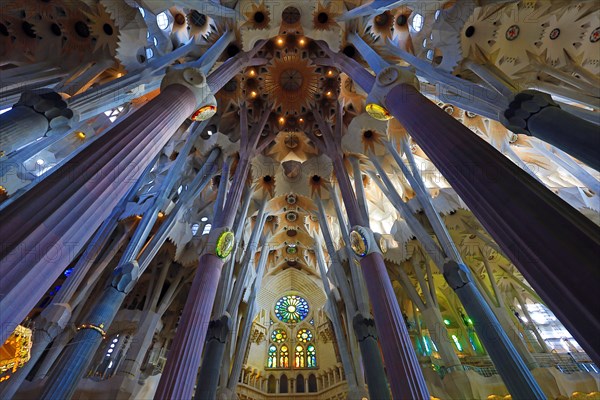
308 374 317 392
280 374 288 393
296 328 313 343
268 345 277 368
296 374 305 393
280 345 289 368
295 345 305 368
307 344 317 368
268 375 276 393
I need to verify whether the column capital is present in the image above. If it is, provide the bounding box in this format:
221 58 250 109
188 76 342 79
15 89 76 130
502 90 559 134
161 67 217 121
442 260 473 290
206 314 232 344
352 313 378 342
37 303 72 338
366 66 419 121
111 261 140 293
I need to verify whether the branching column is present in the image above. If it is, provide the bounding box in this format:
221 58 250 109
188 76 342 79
366 65 600 366
153 105 272 400
311 105 430 399
0 70 208 346
195 199 268 399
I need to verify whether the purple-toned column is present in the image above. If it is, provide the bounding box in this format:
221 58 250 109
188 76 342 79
0 68 208 345
311 106 430 399
153 107 272 400
367 66 600 364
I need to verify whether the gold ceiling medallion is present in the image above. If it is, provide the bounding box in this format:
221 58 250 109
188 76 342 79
264 55 318 116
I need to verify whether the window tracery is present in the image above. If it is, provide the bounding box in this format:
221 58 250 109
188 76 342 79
274 295 309 323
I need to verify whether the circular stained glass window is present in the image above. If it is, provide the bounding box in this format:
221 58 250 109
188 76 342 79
296 328 313 342
271 329 287 343
275 295 309 323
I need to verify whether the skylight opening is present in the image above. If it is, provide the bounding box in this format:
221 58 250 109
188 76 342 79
156 12 169 30
412 14 424 32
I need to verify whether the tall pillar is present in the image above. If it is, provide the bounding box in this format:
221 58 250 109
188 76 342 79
196 202 267 398
503 90 600 171
0 67 210 345
40 262 139 399
365 65 600 365
154 106 271 399
311 106 430 399
227 242 270 392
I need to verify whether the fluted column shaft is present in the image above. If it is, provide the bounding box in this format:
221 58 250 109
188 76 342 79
40 285 128 399
0 107 49 156
195 315 231 399
154 156 253 399
153 254 224 399
0 84 197 344
384 83 600 364
332 155 430 399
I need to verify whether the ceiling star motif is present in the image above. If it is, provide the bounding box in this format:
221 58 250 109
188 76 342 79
243 1 271 30
264 55 318 116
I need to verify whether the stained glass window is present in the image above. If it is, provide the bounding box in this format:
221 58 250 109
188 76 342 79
268 345 277 368
307 344 316 367
295 345 305 368
271 329 287 343
280 345 289 368
275 295 309 323
296 329 313 343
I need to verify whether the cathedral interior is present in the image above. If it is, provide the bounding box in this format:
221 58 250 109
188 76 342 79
0 0 599 399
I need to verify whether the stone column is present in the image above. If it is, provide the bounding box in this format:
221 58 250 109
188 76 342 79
352 314 392 399
444 261 545 399
311 103 429 399
40 262 139 399
153 105 272 399
116 311 162 378
366 66 600 365
0 68 208 345
503 90 600 171
195 315 231 399
0 90 74 157
227 241 269 392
